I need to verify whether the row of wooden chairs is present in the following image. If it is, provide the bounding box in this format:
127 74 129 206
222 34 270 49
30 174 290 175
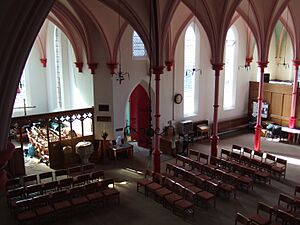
174 156 238 199
6 163 96 190
236 201 300 225
12 179 120 224
176 153 253 194
230 144 287 180
6 170 105 209
137 170 197 220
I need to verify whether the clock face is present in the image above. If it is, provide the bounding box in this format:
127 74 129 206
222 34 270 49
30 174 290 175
174 93 183 104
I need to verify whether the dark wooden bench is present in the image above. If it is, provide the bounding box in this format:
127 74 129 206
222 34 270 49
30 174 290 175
217 117 249 135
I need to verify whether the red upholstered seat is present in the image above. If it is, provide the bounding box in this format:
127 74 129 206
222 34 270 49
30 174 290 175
53 200 72 211
86 192 104 202
196 191 216 208
102 188 120 205
17 210 36 222
155 188 172 202
248 214 270 225
35 205 54 216
164 193 183 208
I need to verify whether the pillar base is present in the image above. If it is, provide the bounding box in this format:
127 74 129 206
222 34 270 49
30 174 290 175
152 150 161 173
210 135 219 157
254 125 262 151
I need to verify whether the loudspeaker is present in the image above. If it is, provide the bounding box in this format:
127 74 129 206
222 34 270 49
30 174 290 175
264 73 270 83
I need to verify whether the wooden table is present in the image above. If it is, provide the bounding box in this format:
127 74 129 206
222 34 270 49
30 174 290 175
109 143 133 160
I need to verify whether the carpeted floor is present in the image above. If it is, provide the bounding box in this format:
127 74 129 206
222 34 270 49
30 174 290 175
1 132 299 225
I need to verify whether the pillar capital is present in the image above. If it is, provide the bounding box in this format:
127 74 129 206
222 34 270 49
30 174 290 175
152 66 164 75
245 57 253 66
88 63 98 74
165 61 174 71
257 61 268 68
293 59 300 67
75 62 83 73
40 58 47 67
106 62 118 74
211 63 224 71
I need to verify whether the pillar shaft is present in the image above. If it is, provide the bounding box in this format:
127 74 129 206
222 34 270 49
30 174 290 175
254 61 268 151
210 63 223 157
152 66 164 173
288 60 300 140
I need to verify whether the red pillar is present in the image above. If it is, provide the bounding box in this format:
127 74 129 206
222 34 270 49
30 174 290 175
254 61 268 151
210 63 223 157
288 60 300 140
152 66 164 173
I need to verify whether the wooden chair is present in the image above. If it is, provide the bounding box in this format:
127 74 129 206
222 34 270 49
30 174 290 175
294 185 300 212
264 153 276 166
82 163 95 174
196 180 216 209
199 153 209 165
6 187 25 210
254 163 272 184
70 186 89 210
248 202 272 225
163 183 184 209
15 198 37 224
188 149 199 161
54 169 68 180
155 177 174 203
90 170 104 182
243 147 253 159
137 170 154 194
39 172 53 183
85 182 104 207
73 174 90 186
6 177 21 190
145 173 164 197
68 166 82 177
252 151 264 166
100 179 120 206
272 158 287 180
50 190 72 216
33 194 55 221
58 177 73 190
23 174 38 186
26 184 43 198
220 148 231 160
235 212 252 225
42 181 58 193
272 193 294 213
232 144 243 154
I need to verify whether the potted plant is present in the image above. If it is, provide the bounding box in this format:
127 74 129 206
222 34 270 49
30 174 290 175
101 131 108 140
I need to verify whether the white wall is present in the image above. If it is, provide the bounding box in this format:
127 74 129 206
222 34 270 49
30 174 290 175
12 23 93 118
12 41 48 117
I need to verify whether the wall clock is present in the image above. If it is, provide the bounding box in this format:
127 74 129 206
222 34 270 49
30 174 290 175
174 93 183 104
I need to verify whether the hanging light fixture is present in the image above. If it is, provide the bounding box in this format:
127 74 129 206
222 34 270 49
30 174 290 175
113 0 129 84
185 0 201 77
277 9 289 69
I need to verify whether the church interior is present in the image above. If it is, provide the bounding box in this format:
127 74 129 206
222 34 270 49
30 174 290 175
0 0 300 224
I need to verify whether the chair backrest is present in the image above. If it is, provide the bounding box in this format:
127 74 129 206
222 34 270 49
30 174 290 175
199 153 209 163
276 158 287 167
220 148 231 159
6 177 21 190
85 182 98 193
91 170 105 180
59 177 73 188
68 166 82 176
257 202 272 216
82 163 95 173
101 178 114 189
164 177 175 190
188 149 199 161
70 186 84 196
243 147 252 157
55 169 68 180
253 151 263 160
265 153 276 163
23 174 38 185
278 193 294 209
165 163 175 176
232 144 242 153
39 172 53 182
235 212 251 225
6 187 25 199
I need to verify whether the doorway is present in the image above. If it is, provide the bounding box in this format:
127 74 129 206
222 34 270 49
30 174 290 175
128 84 150 148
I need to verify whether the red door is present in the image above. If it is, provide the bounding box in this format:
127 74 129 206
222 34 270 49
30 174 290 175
130 85 150 148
